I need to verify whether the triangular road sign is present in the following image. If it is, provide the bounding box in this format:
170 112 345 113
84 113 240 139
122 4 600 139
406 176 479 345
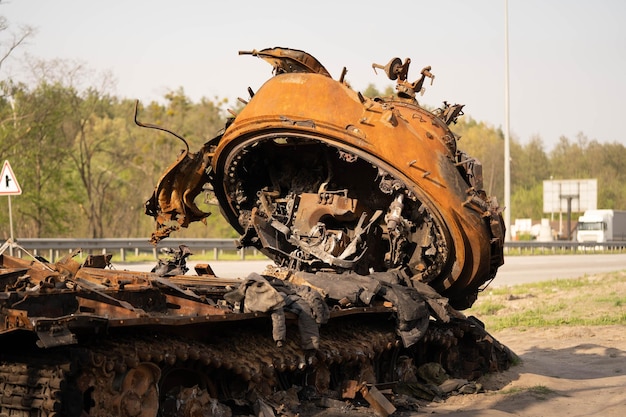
0 160 22 195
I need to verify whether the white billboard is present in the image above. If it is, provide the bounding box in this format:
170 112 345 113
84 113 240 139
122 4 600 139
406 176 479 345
543 179 597 213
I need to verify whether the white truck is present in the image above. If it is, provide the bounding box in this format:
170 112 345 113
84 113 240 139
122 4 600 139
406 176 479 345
576 209 626 242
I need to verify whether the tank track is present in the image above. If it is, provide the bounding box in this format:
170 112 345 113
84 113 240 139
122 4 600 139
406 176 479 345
0 316 512 417
0 361 70 416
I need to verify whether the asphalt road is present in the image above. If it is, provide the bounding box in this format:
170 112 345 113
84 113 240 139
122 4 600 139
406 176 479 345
493 253 626 286
113 253 626 286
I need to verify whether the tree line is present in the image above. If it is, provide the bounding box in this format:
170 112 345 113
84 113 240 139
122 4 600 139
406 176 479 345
2 20 625 240
451 119 626 222
0 76 235 239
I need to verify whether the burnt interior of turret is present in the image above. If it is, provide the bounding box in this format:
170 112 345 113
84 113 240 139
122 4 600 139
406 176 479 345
219 136 449 283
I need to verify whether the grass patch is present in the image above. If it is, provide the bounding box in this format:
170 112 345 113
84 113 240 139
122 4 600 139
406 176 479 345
471 300 507 316
497 385 555 400
468 271 626 331
593 294 626 307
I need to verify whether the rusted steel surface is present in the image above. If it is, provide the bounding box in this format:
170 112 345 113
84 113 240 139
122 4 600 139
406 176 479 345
0 48 511 417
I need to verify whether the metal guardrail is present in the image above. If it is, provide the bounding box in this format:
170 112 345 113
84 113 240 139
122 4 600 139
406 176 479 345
503 240 626 255
5 238 626 262
8 238 250 262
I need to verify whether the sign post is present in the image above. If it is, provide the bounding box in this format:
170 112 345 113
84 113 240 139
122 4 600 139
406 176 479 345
543 179 597 240
0 160 23 256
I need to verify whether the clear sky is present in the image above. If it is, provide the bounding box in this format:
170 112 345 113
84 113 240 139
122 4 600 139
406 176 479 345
2 0 625 151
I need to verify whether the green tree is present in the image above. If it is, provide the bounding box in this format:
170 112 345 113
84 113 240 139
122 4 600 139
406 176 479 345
549 134 588 179
550 134 626 212
510 135 550 219
3 82 76 237
589 141 626 209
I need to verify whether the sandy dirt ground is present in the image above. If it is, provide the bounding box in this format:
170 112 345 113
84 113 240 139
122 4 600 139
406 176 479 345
306 325 626 417
417 325 626 416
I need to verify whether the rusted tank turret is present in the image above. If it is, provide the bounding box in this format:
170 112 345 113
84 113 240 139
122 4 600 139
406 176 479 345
148 47 505 310
0 48 510 417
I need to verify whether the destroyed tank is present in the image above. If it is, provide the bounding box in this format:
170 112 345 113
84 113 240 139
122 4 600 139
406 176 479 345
0 48 510 417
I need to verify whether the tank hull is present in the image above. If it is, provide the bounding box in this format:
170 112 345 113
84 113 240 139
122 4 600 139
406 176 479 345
0 48 511 416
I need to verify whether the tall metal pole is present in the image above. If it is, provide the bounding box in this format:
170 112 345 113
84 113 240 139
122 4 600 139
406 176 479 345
8 98 17 256
504 0 512 241
8 195 14 256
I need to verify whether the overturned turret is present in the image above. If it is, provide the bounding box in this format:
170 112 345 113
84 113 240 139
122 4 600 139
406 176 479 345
147 47 505 310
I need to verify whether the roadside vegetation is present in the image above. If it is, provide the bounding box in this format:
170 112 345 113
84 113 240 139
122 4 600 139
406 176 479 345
495 385 555 400
467 271 626 331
